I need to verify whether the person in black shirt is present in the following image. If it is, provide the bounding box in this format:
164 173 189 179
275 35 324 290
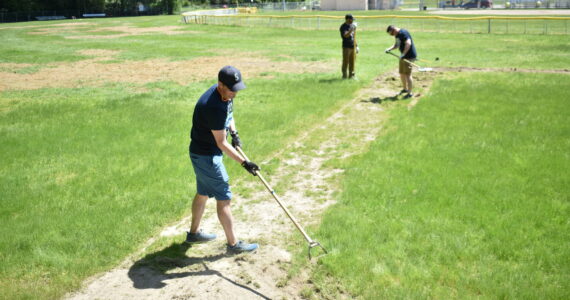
186 66 260 254
385 25 417 99
339 14 358 79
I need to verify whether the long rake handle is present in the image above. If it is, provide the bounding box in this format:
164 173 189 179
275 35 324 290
236 147 314 244
386 51 422 68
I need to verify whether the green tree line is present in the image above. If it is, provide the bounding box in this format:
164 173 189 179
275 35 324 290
0 0 308 13
0 0 180 14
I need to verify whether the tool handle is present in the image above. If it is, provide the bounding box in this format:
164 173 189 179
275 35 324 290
386 51 421 68
235 146 314 244
386 51 400 59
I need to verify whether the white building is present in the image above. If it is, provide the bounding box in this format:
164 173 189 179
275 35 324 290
321 0 395 10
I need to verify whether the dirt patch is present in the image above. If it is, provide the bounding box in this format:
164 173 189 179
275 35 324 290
0 63 34 73
0 22 91 31
77 49 122 60
65 70 435 300
27 24 191 39
70 25 189 39
0 51 334 91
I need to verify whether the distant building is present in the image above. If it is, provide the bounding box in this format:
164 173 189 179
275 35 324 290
321 0 395 10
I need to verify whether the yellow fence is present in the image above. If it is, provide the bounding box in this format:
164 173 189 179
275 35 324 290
182 14 570 35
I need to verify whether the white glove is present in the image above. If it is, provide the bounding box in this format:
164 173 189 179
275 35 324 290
356 46 360 54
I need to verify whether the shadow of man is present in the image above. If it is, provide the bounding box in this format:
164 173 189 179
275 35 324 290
362 95 399 104
318 77 345 83
128 242 270 299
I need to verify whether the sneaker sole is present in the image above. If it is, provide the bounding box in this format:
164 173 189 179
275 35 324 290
227 247 259 254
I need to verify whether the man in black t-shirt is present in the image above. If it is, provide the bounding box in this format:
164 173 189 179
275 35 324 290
339 14 358 79
385 25 418 99
186 65 260 254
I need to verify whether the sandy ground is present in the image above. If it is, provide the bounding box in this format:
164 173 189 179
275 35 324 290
431 9 570 15
64 69 437 300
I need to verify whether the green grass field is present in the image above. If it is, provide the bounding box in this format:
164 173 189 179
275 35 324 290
311 72 570 299
1 12 569 299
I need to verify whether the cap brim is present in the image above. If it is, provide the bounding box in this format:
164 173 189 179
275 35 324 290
231 81 246 92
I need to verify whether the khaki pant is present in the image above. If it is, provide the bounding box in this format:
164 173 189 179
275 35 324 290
342 47 356 78
399 58 414 75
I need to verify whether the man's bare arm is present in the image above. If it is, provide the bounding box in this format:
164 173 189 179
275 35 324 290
212 129 245 164
401 39 412 57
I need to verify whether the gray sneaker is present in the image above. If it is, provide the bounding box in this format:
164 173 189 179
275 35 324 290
185 230 216 244
227 240 259 253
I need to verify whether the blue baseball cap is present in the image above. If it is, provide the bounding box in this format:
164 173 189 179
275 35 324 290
218 65 246 92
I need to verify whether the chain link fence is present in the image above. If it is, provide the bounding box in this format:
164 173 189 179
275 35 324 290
182 14 570 35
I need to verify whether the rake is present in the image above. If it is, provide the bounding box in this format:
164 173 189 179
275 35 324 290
386 51 433 72
236 146 327 260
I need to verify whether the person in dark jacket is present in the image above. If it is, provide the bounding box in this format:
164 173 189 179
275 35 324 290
340 14 358 79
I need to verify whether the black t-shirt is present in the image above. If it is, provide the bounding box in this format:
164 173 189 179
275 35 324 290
396 29 417 59
339 23 355 49
189 84 233 155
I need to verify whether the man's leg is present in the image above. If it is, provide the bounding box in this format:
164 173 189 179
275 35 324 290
401 67 413 99
406 73 413 94
348 48 356 78
342 48 349 78
399 59 408 92
217 200 237 246
186 193 216 244
190 193 209 233
400 73 408 91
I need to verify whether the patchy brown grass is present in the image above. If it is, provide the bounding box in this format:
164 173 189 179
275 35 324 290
0 63 34 73
27 24 191 39
0 50 334 91
77 49 122 59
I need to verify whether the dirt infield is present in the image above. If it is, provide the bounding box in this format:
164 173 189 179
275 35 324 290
0 50 334 91
431 9 570 15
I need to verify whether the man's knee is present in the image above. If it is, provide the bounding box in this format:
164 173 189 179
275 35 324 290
194 194 209 202
216 199 231 208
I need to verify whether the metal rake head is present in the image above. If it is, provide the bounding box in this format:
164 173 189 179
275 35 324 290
308 241 328 260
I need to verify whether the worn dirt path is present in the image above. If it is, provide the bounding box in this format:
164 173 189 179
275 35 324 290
66 69 437 300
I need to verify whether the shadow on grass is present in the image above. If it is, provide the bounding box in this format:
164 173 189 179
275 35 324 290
128 242 270 299
361 95 399 104
318 77 345 84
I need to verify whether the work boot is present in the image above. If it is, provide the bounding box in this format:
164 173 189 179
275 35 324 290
227 240 259 253
403 93 413 99
185 230 216 244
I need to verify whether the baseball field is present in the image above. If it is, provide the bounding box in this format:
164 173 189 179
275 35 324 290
1 11 569 300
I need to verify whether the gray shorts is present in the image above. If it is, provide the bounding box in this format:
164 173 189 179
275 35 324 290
190 153 232 200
